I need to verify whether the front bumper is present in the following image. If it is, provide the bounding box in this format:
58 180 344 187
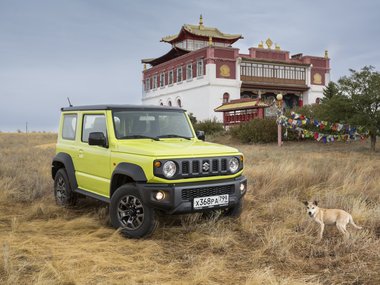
135 176 247 214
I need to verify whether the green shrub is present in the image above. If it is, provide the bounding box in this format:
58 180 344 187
193 118 225 135
229 118 278 143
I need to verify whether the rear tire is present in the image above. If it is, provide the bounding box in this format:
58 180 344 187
110 185 158 238
54 168 77 206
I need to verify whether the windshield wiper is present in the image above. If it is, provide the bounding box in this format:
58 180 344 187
157 134 191 140
119 135 160 141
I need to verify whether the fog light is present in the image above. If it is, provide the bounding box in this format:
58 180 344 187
240 183 246 194
155 191 165 200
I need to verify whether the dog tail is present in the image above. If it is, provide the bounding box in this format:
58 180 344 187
349 215 362 229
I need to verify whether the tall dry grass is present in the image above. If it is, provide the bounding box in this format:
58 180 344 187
0 133 379 284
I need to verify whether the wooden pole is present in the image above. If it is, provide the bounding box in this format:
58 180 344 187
276 98 283 147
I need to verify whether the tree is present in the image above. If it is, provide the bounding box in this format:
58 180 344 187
337 66 380 151
317 92 355 123
321 81 339 103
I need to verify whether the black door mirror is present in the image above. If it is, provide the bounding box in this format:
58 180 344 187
195 130 205 141
88 132 108 147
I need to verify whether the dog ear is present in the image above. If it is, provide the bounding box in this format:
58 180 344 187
303 201 308 206
313 200 318 206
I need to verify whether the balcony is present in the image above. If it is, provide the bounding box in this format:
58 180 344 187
241 75 306 86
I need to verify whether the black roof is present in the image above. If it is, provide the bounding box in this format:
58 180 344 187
61 104 185 112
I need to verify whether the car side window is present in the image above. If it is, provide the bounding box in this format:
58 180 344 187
62 114 77 140
82 114 107 143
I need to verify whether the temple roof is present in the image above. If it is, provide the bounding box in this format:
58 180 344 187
214 99 269 112
161 16 243 44
141 47 190 66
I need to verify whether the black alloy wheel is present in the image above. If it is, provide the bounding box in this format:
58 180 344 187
110 185 158 238
117 194 144 230
54 168 77 206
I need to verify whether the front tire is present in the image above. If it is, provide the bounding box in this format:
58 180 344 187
110 185 158 238
54 168 77 206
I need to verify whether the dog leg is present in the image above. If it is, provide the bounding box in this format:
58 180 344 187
318 223 325 241
337 224 349 240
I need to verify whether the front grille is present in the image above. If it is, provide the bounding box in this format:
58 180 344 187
181 184 235 200
182 161 189 175
154 156 243 180
221 159 227 171
192 160 200 173
212 160 218 172
179 157 231 178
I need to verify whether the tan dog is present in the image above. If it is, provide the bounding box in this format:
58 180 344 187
303 201 362 240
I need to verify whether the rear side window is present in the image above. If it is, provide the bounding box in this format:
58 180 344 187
62 114 77 140
82 114 107 142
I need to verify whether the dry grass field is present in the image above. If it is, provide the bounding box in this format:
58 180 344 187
0 133 379 285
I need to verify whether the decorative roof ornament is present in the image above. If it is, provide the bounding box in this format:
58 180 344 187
208 36 213 46
144 63 147 71
199 14 204 30
325 50 329 58
258 41 264 48
275 43 281 50
160 18 242 44
265 38 273 49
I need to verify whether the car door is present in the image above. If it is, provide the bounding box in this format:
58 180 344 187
75 112 111 198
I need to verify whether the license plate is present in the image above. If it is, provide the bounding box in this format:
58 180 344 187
193 194 229 209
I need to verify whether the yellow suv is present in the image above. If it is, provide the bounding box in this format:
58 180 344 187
52 105 247 238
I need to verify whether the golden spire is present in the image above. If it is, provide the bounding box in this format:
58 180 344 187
265 38 273 49
324 50 329 58
258 41 264 48
199 14 204 29
208 36 213 46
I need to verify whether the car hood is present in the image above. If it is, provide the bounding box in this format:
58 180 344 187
113 139 240 158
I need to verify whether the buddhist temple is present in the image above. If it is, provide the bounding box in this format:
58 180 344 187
141 16 330 121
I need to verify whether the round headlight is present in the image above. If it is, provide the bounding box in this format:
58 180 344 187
163 161 176 178
229 157 239 173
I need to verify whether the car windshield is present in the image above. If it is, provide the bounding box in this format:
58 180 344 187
113 110 194 140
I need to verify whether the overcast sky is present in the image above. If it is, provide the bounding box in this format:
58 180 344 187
0 0 379 132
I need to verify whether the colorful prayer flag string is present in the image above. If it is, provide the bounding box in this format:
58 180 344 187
276 112 368 143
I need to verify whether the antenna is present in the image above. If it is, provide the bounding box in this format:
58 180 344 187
67 97 73 107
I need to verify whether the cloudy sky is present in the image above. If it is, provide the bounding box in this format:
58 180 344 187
0 0 379 132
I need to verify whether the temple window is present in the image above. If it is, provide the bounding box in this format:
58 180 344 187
153 75 158 89
241 62 306 81
145 78 150 91
186 63 193 80
193 40 207 50
223 93 230 103
160 73 165 87
168 70 174 85
175 41 185 49
197 59 204 77
177 66 183 82
186 39 194 50
177 98 182 107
